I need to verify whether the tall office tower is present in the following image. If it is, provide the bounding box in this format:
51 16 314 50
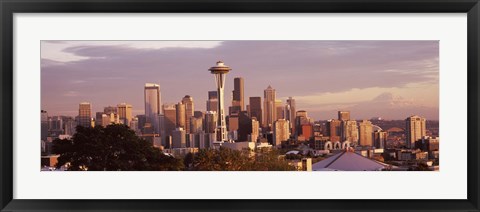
78 102 92 127
204 111 217 133
228 114 240 133
327 119 341 142
181 95 194 133
208 61 231 143
162 104 177 138
373 130 387 149
286 97 296 133
206 91 218 113
249 97 262 124
338 111 350 121
237 111 252 142
130 117 140 134
273 119 290 146
342 120 359 144
104 106 118 115
232 77 244 111
359 120 373 146
190 117 203 134
405 115 427 149
194 111 204 119
275 100 284 120
251 118 260 142
63 116 76 136
144 83 161 133
41 110 48 141
175 102 186 129
263 85 276 128
300 124 314 141
95 112 104 126
172 128 186 148
295 110 310 136
117 103 133 126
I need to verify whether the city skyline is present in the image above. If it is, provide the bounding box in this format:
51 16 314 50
41 40 439 120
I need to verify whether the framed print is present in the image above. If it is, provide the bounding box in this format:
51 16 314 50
1 0 479 211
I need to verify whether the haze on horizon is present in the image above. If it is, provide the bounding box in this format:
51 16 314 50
41 40 439 121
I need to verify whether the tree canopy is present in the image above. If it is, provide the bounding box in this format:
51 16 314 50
53 124 184 171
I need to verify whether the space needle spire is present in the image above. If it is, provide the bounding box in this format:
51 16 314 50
208 61 232 144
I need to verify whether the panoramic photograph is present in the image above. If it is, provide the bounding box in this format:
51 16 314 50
40 40 439 171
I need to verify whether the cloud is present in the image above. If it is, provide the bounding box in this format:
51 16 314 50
41 40 439 119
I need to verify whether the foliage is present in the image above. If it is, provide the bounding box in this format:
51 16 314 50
53 124 184 171
188 147 296 171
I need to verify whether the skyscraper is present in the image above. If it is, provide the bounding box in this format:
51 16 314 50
144 83 161 133
327 119 341 142
206 91 218 113
172 128 186 148
175 102 186 129
286 97 296 133
78 102 92 128
251 118 260 142
208 61 231 143
249 97 262 125
359 120 373 146
342 120 359 144
181 95 194 133
162 104 177 141
41 110 48 141
373 130 387 149
263 85 276 128
273 119 290 146
406 115 427 149
338 111 350 121
204 111 217 134
117 103 132 126
275 100 284 120
232 77 244 111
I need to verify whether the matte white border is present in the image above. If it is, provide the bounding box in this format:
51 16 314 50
14 13 467 199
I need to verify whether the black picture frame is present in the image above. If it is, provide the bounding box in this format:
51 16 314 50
1 0 479 211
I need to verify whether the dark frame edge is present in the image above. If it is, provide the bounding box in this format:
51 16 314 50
468 1 480 210
1 0 480 212
0 0 14 211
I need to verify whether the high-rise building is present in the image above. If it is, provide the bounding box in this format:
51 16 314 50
273 119 290 146
181 95 194 133
232 77 244 111
190 117 203 134
373 130 387 149
295 110 311 136
63 116 76 136
117 103 133 126
275 100 284 120
204 111 217 134
405 115 427 149
359 120 373 146
286 97 296 133
300 124 314 141
175 102 186 129
263 85 276 128
228 115 239 133
41 110 48 141
338 111 350 121
144 83 161 133
237 111 252 142
327 119 341 142
162 104 177 138
249 97 262 125
342 120 359 144
104 106 117 115
208 61 231 143
172 128 186 148
251 118 260 142
78 102 92 127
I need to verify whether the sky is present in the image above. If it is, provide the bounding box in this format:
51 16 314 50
41 40 439 120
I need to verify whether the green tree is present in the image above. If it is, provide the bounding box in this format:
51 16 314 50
53 124 184 171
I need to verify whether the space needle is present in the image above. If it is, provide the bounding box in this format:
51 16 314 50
209 61 231 144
